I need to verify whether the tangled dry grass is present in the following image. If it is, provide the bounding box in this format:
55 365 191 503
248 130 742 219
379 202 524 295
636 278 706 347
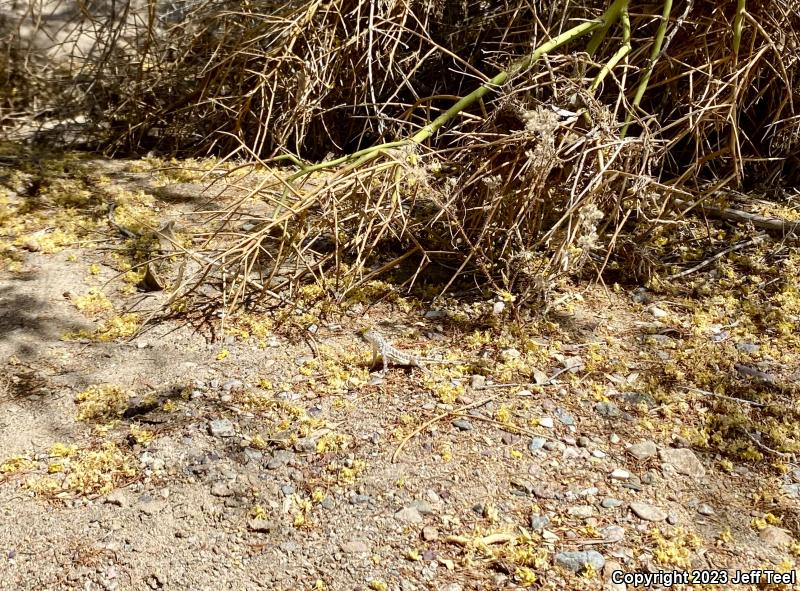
2 0 799 309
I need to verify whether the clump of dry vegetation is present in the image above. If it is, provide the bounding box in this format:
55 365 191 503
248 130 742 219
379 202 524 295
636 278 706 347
2 0 798 309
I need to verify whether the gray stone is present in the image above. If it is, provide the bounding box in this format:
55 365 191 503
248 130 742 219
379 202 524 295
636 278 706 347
267 450 294 470
555 408 575 426
555 550 605 573
208 419 235 438
782 483 800 498
452 419 473 431
592 449 607 458
470 375 486 390
595 402 620 418
697 503 714 516
630 502 667 522
529 437 546 452
321 497 335 509
421 526 439 541
622 392 656 408
577 436 591 448
530 515 550 531
601 525 625 543
610 469 630 480
601 498 623 509
736 342 760 354
667 513 678 525
539 417 555 429
627 440 657 460
659 448 706 478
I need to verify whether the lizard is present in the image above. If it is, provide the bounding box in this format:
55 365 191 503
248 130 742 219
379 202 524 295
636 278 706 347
362 328 465 374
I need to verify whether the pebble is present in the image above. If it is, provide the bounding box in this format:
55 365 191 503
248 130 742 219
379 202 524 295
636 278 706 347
421 526 439 541
341 540 370 554
452 419 473 431
627 440 657 460
641 471 657 485
658 448 706 478
281 485 295 497
530 515 550 531
647 305 668 319
105 490 129 508
533 484 558 499
601 525 625 543
349 494 370 505
539 417 555 429
543 441 562 452
610 469 630 480
592 449 607 458
667 513 678 525
500 348 521 361
222 379 243 392
529 437 546 452
568 505 594 518
208 419 235 438
579 487 599 497
782 483 800 498
577 436 591 447
470 375 486 390
736 342 760 354
630 502 667 522
210 482 233 497
510 478 535 496
321 497 335 509
555 408 575 426
601 498 623 509
595 402 620 418
610 433 621 444
267 450 294 470
555 550 605 573
395 507 424 524
759 525 794 548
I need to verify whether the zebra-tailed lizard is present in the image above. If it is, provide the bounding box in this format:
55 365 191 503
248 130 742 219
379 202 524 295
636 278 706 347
362 329 463 374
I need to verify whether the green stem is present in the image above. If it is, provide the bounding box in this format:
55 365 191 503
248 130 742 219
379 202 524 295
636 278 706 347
589 6 631 94
586 0 629 56
621 0 672 138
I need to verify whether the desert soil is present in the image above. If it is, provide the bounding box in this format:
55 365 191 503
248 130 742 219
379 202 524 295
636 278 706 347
1 156 799 591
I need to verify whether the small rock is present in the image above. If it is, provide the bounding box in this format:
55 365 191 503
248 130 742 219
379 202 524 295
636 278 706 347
666 513 678 525
421 526 439 541
210 482 233 497
451 418 473 431
321 497 335 509
592 449 607 458
341 540 370 554
500 348 521 361
208 419 235 438
647 305 668 319
530 515 550 531
610 469 630 480
440 584 462 591
538 417 555 429
470 375 486 390
759 525 793 548
555 408 575 426
630 502 667 522
782 483 800 498
492 301 505 315
222 379 243 392
579 487 599 497
395 507 424 524
697 504 714 516
349 494 370 505
601 498 623 509
555 550 605 573
533 484 557 499
281 485 295 497
563 446 580 459
595 402 620 418
267 450 294 470
627 440 657 460
400 580 418 591
610 433 621 444
601 525 625 543
736 342 760 354
658 448 706 478
543 441 562 452
568 505 595 518
528 437 546 452
641 471 657 485
248 518 279 533
577 436 591 448
622 391 656 408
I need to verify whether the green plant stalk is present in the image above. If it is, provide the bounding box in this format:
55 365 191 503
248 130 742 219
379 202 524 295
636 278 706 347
586 0 629 56
732 0 746 58
589 6 631 93
621 0 673 138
